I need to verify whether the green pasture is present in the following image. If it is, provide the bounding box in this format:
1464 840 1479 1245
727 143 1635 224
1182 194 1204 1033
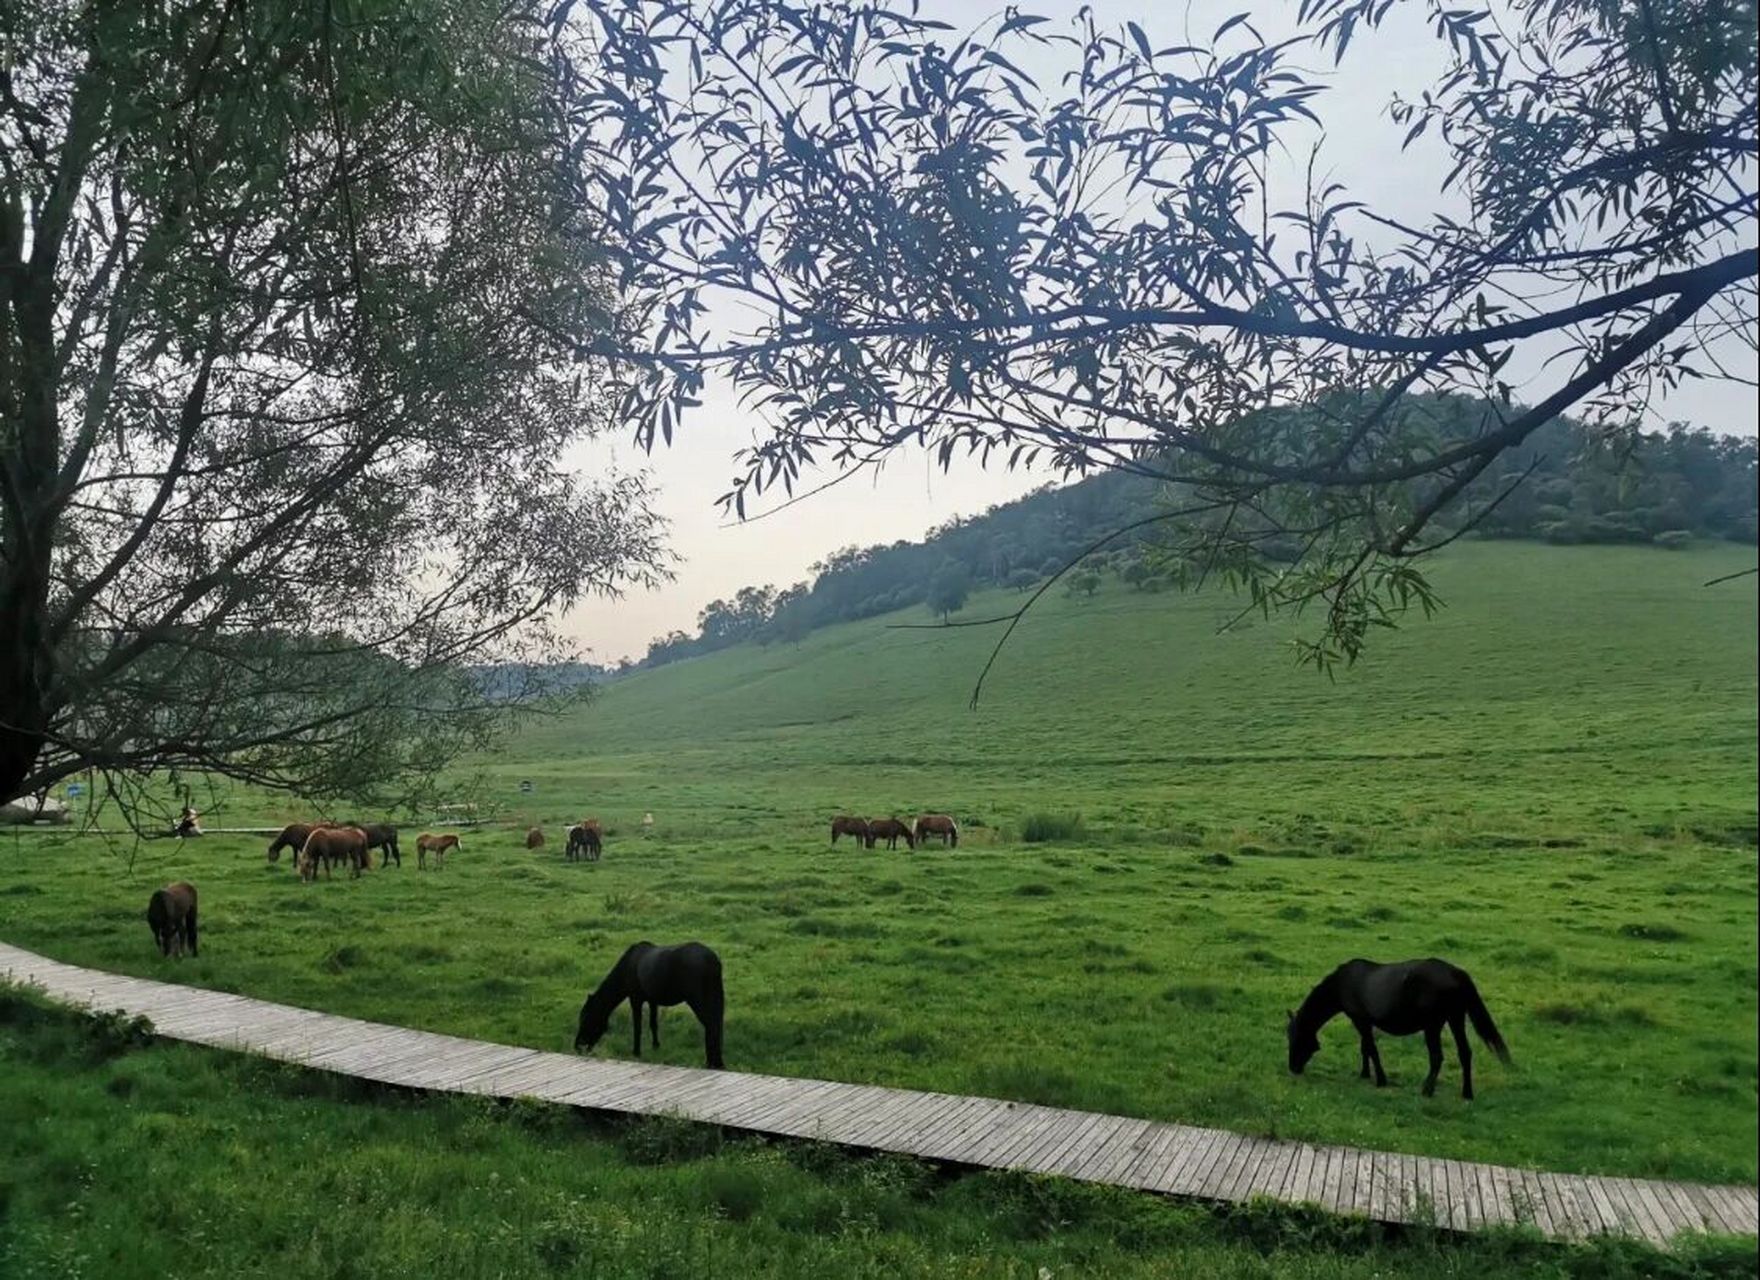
1 542 1755 1198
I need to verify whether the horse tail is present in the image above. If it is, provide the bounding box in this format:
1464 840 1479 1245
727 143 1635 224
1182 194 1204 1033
1462 975 1511 1063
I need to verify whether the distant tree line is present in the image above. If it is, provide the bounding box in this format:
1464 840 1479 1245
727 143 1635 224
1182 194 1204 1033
636 407 1755 671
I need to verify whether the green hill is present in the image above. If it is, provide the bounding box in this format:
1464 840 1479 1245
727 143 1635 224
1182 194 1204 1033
513 541 1758 849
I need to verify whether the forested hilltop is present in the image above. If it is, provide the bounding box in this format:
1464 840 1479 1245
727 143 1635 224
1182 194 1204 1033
636 408 1756 671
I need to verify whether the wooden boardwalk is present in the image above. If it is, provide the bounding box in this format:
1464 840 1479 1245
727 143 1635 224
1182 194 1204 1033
2 941 1752 1247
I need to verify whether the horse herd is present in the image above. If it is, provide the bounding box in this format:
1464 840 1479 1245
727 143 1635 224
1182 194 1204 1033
526 820 604 862
144 813 1520 1099
831 812 958 850
264 821 460 880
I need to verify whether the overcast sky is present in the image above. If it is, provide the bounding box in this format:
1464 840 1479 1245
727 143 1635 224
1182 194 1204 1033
561 0 1760 664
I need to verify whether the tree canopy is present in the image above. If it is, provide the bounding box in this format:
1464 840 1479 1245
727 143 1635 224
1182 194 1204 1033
0 0 665 813
576 0 1756 667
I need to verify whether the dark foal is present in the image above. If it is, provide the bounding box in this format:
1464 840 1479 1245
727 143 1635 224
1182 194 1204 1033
146 882 199 957
1288 957 1510 1100
347 821 400 868
574 941 725 1069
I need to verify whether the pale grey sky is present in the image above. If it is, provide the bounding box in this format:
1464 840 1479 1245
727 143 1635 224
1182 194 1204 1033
563 1 1759 664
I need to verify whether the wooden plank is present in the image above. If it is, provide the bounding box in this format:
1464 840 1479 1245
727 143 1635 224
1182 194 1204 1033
1652 1178 1706 1238
1196 1133 1253 1204
1064 1115 1151 1183
1609 1177 1671 1247
1320 1146 1354 1216
945 1104 1045 1168
1352 1149 1376 1222
1006 1107 1095 1174
825 1087 925 1145
1197 1132 1256 1203
1282 1143 1320 1208
1232 1147 1288 1204
1669 1182 1724 1235
860 1091 967 1154
1560 1173 1610 1236
1246 1140 1300 1201
1706 1185 1759 1236
689 1075 812 1128
896 1094 1001 1162
1469 1162 1511 1230
1038 1111 1130 1179
1400 1152 1431 1225
1149 1125 1222 1196
983 1105 1076 1169
1116 1122 1187 1192
1629 1176 1691 1241
748 1079 866 1134
1591 1176 1640 1239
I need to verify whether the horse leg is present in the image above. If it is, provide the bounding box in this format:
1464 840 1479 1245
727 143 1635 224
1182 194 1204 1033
689 993 725 1069
630 997 643 1056
1422 1025 1444 1097
649 1004 660 1048
1368 1033 1387 1086
1450 1012 1474 1100
186 905 198 958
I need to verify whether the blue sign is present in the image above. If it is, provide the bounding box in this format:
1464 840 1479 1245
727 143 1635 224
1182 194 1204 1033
65 782 84 799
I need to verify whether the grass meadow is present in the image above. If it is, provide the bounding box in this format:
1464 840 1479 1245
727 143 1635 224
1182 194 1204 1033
1 541 1755 1273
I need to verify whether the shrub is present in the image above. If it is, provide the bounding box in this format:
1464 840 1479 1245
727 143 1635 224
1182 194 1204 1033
1020 812 1084 843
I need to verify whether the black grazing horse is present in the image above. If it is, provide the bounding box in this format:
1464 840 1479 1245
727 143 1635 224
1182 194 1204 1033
575 941 725 1069
347 821 400 868
1288 957 1510 1100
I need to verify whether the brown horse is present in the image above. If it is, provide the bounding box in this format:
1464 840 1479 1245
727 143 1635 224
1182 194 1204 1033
567 819 603 862
417 832 461 870
267 822 325 863
146 882 198 956
830 815 870 845
525 826 546 850
866 817 915 850
914 814 959 847
299 826 370 881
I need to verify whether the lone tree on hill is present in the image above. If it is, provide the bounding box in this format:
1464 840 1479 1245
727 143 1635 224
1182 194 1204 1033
927 561 971 621
0 0 665 815
574 0 1757 679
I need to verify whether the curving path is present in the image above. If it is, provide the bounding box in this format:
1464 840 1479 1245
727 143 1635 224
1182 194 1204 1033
1 941 1752 1248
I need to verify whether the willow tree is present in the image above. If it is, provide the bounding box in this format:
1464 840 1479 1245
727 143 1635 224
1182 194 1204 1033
574 0 1756 677
0 0 666 814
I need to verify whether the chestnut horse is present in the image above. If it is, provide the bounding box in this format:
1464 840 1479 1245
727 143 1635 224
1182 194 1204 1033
866 817 914 850
914 814 959 847
299 826 370 881
830 815 870 845
146 882 198 957
416 832 461 870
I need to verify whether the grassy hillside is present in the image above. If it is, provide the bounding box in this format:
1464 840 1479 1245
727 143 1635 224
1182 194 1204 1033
520 541 1756 844
1 541 1755 1192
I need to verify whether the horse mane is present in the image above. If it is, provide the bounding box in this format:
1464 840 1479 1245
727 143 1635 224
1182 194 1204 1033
1294 969 1343 1030
590 942 655 1005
